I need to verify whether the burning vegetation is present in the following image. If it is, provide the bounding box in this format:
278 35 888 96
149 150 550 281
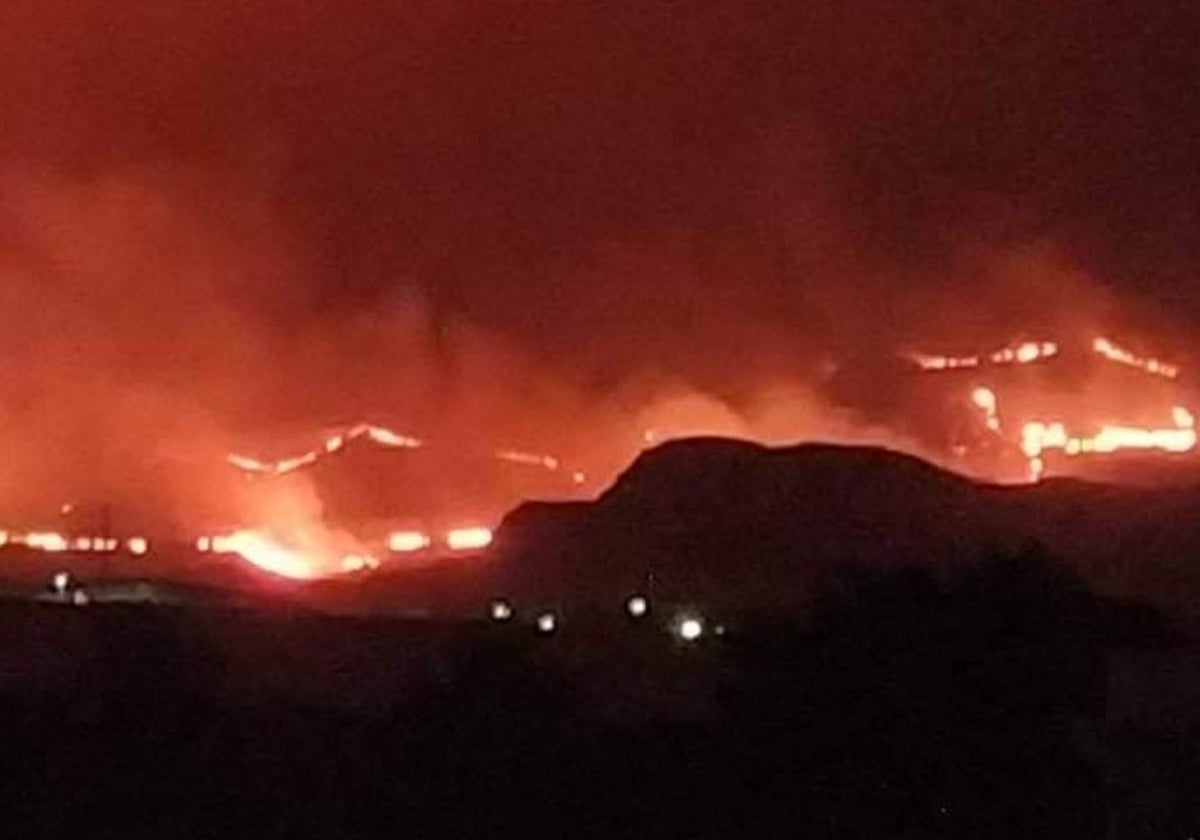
907 335 1195 482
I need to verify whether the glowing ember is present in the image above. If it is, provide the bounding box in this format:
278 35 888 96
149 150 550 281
1093 337 1179 379
970 386 1002 432
339 553 379 573
364 426 423 448
22 532 69 553
225 421 582 492
495 449 560 470
907 352 981 371
445 527 494 551
388 530 432 553
989 340 1058 365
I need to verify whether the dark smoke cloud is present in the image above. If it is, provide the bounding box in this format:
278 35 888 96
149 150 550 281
0 0 1197 527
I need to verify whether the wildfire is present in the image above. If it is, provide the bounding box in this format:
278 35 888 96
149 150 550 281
1021 411 1196 461
388 530 432 553
909 340 1060 373
971 386 1001 432
928 334 1199 481
989 340 1058 365
226 422 576 484
907 352 981 371
208 530 317 579
1092 336 1179 379
445 527 494 551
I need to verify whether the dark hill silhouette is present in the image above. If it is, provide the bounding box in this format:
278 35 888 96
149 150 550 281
491 438 1200 616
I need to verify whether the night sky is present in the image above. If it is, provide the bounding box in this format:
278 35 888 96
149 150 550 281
0 0 1198 517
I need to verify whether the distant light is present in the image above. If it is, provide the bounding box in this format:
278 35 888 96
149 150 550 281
196 536 211 552
490 599 513 622
445 527 493 551
127 537 149 557
714 624 727 637
60 503 74 515
71 537 93 552
71 589 89 606
571 471 587 485
677 616 704 642
52 572 70 594
535 612 558 634
626 595 649 618
388 530 432 553
0 530 8 547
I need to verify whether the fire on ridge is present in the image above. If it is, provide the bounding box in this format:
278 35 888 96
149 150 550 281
909 334 1195 482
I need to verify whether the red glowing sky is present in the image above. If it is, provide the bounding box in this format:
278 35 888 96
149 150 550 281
0 0 1198 526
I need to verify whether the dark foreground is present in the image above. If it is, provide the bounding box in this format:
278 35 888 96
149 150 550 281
0 550 1196 839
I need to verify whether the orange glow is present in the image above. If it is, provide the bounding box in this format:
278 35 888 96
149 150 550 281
494 449 560 470
364 426 423 448
970 386 1002 432
388 530 432 553
918 335 1195 482
339 553 379 573
445 526 494 551
907 352 981 371
1020 412 1196 466
989 340 1059 365
127 537 149 556
225 422 582 484
21 532 69 552
1092 336 1179 379
211 530 316 579
908 341 1058 372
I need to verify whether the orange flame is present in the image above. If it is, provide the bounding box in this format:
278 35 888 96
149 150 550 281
388 530 432 553
445 526 494 551
989 340 1058 365
1092 336 1179 379
210 530 317 579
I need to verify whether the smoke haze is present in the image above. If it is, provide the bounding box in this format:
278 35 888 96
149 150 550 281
1 0 1198 528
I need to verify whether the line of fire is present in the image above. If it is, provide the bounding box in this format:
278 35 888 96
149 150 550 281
2 334 1196 584
900 336 1196 483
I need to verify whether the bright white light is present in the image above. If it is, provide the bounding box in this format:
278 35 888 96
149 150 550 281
52 572 70 594
677 617 704 642
536 612 557 634
127 537 149 557
388 530 432 553
196 536 211 552
490 599 513 622
445 527 493 551
626 595 649 618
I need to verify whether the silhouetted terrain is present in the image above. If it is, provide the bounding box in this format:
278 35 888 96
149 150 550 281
493 440 1200 616
1 442 1199 836
0 547 1196 837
